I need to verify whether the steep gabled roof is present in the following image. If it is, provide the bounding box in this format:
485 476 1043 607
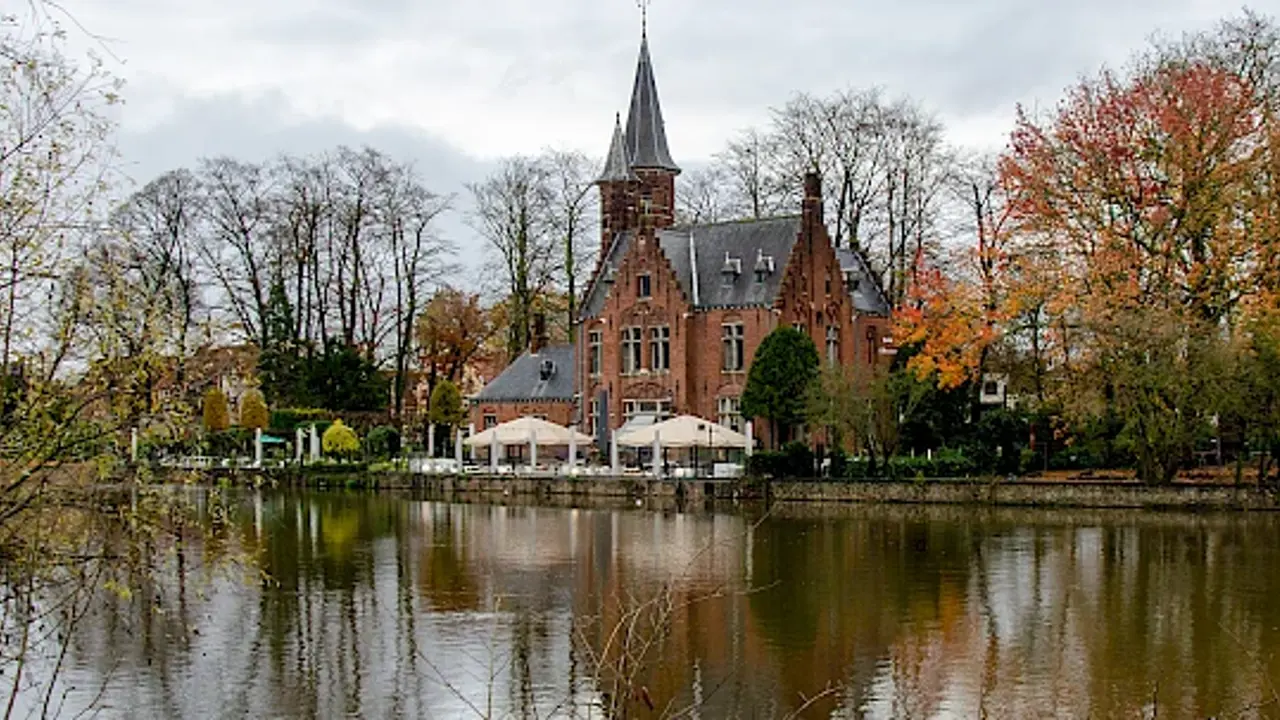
658 217 801 309
835 247 892 316
580 217 802 317
624 34 679 173
580 218 895 320
598 113 639 183
472 345 575 403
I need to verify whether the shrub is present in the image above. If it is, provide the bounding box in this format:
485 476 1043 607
202 387 230 433
366 425 401 460
886 448 976 479
826 447 848 479
239 388 269 430
208 428 251 457
746 441 816 479
322 419 360 459
844 456 873 480
270 408 331 433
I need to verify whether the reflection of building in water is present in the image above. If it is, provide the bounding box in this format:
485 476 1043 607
38 497 1280 720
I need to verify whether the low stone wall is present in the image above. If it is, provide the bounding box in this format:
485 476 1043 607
407 475 1280 510
764 479 1280 510
170 467 1280 510
413 474 694 500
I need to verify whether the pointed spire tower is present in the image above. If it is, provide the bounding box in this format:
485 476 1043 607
624 32 680 175
597 18 680 254
596 114 640 254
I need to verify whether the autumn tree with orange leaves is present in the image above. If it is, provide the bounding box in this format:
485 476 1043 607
892 12 1280 483
995 15 1280 483
415 287 494 404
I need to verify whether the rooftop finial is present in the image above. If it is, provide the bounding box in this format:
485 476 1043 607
636 0 649 38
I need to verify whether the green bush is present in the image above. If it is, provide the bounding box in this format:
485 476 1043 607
886 448 976 479
746 441 816 479
366 425 401 460
826 447 848 478
270 408 331 433
322 419 360 459
207 428 251 457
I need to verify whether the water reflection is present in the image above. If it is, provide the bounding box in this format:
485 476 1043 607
31 494 1280 718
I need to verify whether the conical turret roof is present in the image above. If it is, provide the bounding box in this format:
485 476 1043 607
624 34 679 173
598 113 639 183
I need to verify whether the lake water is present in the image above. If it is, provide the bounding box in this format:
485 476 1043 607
19 490 1280 718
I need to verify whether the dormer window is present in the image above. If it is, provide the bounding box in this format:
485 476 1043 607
753 249 774 282
637 273 651 299
721 252 742 283
539 359 556 381
603 265 616 284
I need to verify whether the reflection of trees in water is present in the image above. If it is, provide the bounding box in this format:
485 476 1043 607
31 494 1280 719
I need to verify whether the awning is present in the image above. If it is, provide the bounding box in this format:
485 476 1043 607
614 414 749 449
463 416 592 447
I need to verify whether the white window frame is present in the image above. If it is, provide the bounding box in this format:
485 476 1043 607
588 330 602 376
826 325 839 364
623 399 672 421
621 326 642 375
717 396 743 433
649 326 670 372
722 323 745 372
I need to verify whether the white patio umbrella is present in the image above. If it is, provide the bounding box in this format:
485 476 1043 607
614 415 749 449
464 416 593 447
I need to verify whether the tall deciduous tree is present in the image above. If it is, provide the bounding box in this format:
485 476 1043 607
469 157 557 359
416 287 492 397
542 150 597 342
702 89 953 308
988 14 1280 483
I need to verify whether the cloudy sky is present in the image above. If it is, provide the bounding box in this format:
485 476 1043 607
56 0 1270 272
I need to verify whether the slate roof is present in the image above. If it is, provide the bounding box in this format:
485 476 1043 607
598 113 639 183
659 217 801 309
471 345 575 403
581 217 800 317
624 35 679 173
580 217 893 319
835 247 892 316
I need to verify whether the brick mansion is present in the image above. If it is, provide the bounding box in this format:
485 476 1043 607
471 29 891 448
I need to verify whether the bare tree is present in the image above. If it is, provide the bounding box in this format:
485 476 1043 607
0 5 119 371
104 170 205 402
379 162 453 417
704 89 955 309
542 150 597 342
716 128 789 220
468 157 559 359
198 157 276 347
675 164 735 225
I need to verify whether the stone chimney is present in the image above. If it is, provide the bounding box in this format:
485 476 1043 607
531 312 548 354
802 171 823 242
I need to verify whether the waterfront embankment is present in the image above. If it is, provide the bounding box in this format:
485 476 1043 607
180 468 1280 511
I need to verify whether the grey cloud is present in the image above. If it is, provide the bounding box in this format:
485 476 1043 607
641 0 1255 124
113 90 496 282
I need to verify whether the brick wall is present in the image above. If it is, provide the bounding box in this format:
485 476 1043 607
468 401 575 432
580 173 891 449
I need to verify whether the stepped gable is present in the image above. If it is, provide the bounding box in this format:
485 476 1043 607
581 216 804 317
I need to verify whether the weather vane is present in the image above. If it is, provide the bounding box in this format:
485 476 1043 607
636 0 649 36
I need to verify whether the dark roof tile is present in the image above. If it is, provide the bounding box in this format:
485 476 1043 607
472 345 575 403
624 35 679 173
